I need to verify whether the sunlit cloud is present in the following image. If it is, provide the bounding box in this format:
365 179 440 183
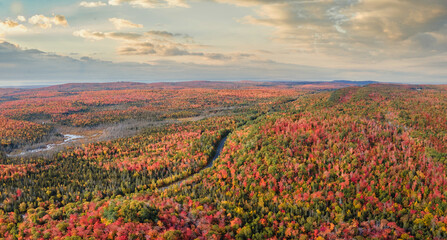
28 15 68 29
16 16 26 22
74 28 246 61
73 29 142 41
80 1 108 7
0 19 27 35
109 18 143 30
108 0 189 8
80 0 188 8
222 0 447 58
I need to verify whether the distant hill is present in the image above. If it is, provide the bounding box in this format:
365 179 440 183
41 82 149 92
330 80 378 85
1 80 381 92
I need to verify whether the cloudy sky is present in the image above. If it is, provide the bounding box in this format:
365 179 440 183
0 0 446 86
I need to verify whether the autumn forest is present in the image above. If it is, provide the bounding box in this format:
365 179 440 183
0 81 446 239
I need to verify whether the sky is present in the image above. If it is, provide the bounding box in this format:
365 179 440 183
0 0 446 86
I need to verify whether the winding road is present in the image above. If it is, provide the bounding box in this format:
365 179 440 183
160 134 229 191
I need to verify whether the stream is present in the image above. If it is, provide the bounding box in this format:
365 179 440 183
7 134 84 157
160 134 229 190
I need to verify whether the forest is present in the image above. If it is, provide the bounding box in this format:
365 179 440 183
0 81 446 239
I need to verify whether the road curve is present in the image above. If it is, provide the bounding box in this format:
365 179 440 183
160 134 229 191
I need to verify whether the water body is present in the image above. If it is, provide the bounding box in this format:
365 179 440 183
7 134 84 157
161 134 229 190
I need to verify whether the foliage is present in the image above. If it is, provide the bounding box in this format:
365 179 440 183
0 116 53 150
0 83 447 239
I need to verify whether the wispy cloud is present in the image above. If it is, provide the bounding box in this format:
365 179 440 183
109 18 143 30
73 29 142 41
80 1 108 7
79 0 188 8
108 0 189 8
74 28 246 61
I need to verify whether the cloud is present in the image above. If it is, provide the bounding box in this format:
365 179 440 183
109 18 143 30
118 42 196 56
0 40 255 83
118 40 252 61
80 0 189 8
17 16 26 22
28 14 68 29
107 32 142 40
0 20 21 29
108 0 189 8
1 40 446 85
74 29 196 56
80 1 108 7
218 0 447 58
146 30 177 38
0 40 335 83
0 19 27 34
0 40 151 82
111 29 197 57
344 0 447 41
73 29 142 40
145 30 192 40
73 29 107 40
74 28 247 61
53 15 68 26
